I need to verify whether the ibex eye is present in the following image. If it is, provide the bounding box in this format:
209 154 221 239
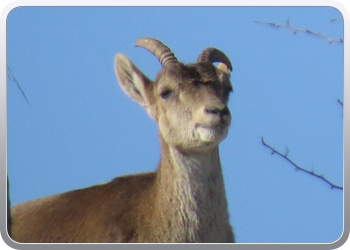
160 89 173 99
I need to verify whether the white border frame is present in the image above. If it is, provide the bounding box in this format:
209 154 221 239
1 1 348 249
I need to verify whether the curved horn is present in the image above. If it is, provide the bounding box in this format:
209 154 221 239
197 48 233 71
135 38 178 68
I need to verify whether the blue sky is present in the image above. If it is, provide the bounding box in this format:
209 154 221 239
7 7 343 243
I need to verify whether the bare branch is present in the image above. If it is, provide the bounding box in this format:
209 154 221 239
337 99 343 117
7 65 30 105
261 136 343 190
337 99 343 107
330 18 343 22
254 20 343 44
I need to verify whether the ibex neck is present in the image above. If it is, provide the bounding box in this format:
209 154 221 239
152 136 230 242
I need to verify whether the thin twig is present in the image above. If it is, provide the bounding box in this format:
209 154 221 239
337 99 343 107
330 18 343 22
7 65 30 105
254 20 343 44
337 99 343 117
261 136 343 190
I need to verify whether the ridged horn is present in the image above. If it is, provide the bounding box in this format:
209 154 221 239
135 38 178 68
197 48 233 71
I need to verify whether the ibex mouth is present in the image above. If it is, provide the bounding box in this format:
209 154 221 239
195 122 227 130
195 114 231 129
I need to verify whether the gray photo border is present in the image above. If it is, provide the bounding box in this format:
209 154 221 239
1 0 348 249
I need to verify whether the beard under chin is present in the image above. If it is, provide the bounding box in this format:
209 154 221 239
196 126 229 143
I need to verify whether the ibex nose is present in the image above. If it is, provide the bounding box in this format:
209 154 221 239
204 105 230 117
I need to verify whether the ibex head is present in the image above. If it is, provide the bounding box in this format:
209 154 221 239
115 38 233 152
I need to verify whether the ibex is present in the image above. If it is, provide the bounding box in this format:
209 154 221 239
11 38 235 243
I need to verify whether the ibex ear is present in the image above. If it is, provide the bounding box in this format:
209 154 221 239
115 54 155 117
